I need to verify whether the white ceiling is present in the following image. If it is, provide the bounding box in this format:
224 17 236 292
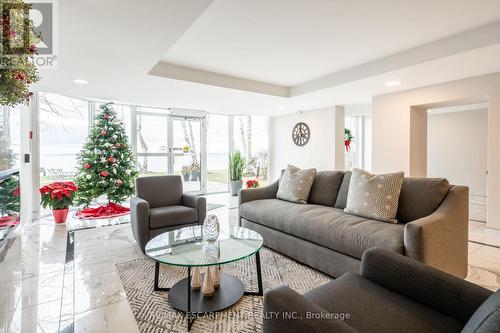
161 0 500 86
33 0 500 116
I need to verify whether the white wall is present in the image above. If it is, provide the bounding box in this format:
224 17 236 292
269 106 344 180
372 72 500 229
427 109 487 196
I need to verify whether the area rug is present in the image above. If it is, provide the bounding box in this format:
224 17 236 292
116 247 331 333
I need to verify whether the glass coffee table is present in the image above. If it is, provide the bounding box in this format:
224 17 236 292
145 225 263 330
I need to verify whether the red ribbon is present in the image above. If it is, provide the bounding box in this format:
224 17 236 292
345 139 351 152
75 202 130 220
0 215 20 227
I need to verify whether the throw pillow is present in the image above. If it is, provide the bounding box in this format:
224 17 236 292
344 168 404 223
277 165 316 204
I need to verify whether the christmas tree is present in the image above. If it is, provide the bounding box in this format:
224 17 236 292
74 103 138 207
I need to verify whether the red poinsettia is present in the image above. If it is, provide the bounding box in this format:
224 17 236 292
108 156 115 163
84 163 91 169
246 179 260 189
39 182 78 210
100 171 108 177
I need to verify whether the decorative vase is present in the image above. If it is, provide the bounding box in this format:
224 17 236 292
52 208 69 224
230 180 242 196
211 266 220 289
203 215 220 242
202 267 214 297
191 267 201 290
183 174 190 182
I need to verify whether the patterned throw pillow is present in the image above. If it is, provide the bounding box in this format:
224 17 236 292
277 165 316 204
344 168 404 223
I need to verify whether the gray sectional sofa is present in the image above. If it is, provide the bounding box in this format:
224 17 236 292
238 171 468 278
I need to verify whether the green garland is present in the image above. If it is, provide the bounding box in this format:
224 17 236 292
0 0 40 106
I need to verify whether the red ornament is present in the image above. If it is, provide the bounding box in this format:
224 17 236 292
108 156 115 163
101 130 107 135
115 143 120 148
103 114 109 120
100 171 108 177
28 44 37 54
84 163 91 169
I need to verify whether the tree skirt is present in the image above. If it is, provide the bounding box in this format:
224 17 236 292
75 202 130 220
0 216 20 228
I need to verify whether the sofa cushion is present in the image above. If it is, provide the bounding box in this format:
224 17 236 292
463 289 500 333
344 168 405 223
149 205 198 229
334 171 351 209
397 177 450 223
308 171 344 207
277 165 316 204
304 273 463 333
239 199 404 259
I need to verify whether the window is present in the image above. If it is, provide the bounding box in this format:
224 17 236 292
233 115 269 185
207 114 229 193
0 106 21 172
39 93 90 184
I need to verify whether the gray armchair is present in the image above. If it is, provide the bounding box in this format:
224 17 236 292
264 248 499 333
130 175 206 252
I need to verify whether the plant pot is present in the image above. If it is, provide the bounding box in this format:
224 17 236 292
191 171 200 181
230 180 242 196
52 208 69 224
183 174 190 182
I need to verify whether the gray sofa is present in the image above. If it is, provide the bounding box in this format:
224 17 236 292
239 171 468 278
263 248 499 333
130 175 206 252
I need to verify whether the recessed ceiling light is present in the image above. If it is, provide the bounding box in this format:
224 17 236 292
385 80 401 87
73 79 88 85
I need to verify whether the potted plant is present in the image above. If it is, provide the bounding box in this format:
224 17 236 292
39 181 78 223
229 151 253 196
191 162 200 181
182 165 191 181
246 179 260 189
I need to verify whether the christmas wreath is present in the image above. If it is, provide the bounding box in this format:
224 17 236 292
0 0 40 106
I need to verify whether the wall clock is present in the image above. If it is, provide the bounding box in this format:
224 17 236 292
292 122 310 146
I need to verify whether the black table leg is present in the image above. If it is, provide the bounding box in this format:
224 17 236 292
244 251 263 296
153 261 170 292
187 266 195 331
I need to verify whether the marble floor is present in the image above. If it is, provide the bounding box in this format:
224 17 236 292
0 193 499 333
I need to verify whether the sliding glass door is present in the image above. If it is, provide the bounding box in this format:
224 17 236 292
135 109 206 193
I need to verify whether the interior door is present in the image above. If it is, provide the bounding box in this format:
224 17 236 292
169 116 205 193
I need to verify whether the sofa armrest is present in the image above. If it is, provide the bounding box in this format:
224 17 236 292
182 194 206 224
403 185 469 278
361 248 491 324
130 196 150 252
238 179 279 227
263 285 358 333
239 179 279 205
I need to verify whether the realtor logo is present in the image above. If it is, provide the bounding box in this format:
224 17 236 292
30 1 53 55
0 0 57 68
